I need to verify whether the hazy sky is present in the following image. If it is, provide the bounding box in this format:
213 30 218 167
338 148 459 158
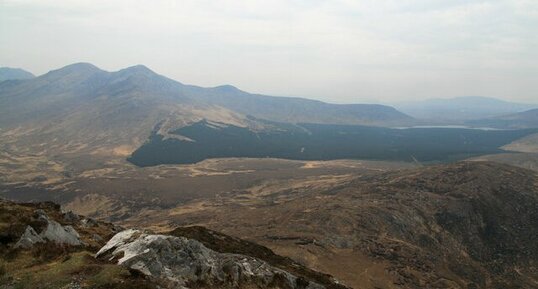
1 0 537 104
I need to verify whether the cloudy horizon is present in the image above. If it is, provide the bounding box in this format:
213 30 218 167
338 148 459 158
1 0 537 104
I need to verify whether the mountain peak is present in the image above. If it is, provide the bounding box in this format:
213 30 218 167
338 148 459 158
212 84 242 93
0 67 35 82
61 62 101 72
118 64 156 76
43 62 103 79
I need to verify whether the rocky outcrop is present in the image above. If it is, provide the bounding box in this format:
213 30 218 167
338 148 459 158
14 226 44 248
97 229 325 289
169 226 347 289
1 199 343 289
81 218 98 228
40 221 82 246
13 209 83 248
62 210 80 223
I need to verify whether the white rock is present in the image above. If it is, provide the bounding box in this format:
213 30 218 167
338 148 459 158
40 219 83 246
97 229 324 289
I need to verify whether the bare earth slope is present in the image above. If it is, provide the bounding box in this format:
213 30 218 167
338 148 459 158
139 161 538 289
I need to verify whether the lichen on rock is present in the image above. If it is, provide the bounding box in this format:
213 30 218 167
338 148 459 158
97 229 324 289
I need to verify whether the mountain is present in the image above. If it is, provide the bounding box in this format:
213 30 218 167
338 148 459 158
0 63 412 169
465 109 538 155
395 96 536 122
0 63 231 164
0 67 35 82
140 161 538 289
191 85 413 126
467 108 538 129
3 161 537 288
6 62 531 171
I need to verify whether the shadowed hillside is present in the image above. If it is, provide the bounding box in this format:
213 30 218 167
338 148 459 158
141 161 538 289
467 108 538 129
128 120 538 166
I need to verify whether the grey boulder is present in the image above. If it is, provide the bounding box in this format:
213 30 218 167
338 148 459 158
97 229 324 289
14 210 83 248
14 226 45 249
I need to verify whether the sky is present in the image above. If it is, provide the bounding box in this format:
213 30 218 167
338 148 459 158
1 0 537 104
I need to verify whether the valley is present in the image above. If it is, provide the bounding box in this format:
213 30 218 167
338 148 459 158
2 1 538 288
149 161 538 289
3 158 536 289
129 120 538 166
0 156 416 220
1 63 538 289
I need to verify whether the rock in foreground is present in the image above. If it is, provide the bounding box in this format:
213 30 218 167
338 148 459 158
97 229 325 289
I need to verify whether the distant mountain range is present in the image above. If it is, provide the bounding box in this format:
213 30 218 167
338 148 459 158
467 108 538 129
0 67 35 82
0 63 413 165
193 85 413 126
395 96 537 122
3 63 538 167
0 62 411 127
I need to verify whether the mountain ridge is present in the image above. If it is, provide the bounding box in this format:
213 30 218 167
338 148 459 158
0 67 35 82
395 96 536 122
0 63 414 170
467 108 538 129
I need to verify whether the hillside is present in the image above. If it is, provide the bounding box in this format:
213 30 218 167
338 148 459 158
467 108 538 129
0 67 35 82
128 120 537 166
395 96 536 122
0 63 247 161
190 85 413 126
1 149 537 287
0 199 345 289
124 161 538 289
0 63 412 172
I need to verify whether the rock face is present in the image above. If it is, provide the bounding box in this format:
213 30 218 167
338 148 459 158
40 221 82 246
13 209 83 247
1 200 343 289
97 229 324 289
1 200 117 252
169 226 347 289
14 226 44 248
